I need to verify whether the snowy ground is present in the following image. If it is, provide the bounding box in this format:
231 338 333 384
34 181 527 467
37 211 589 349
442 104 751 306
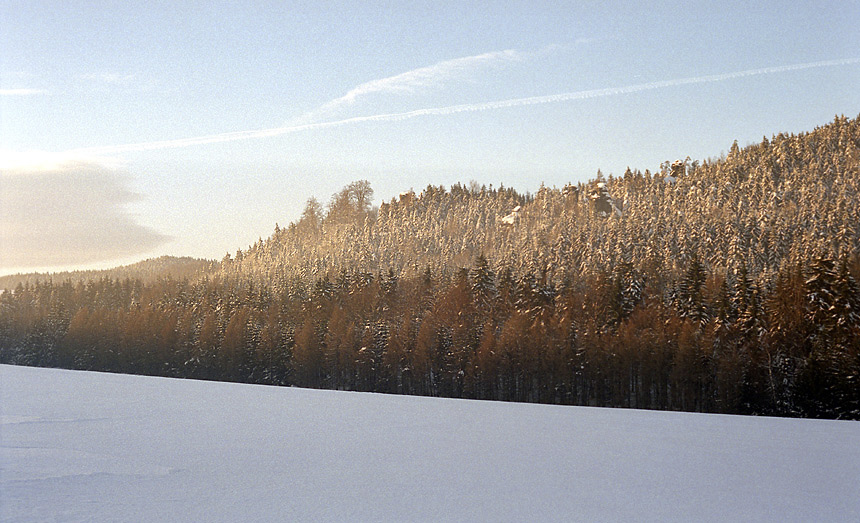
1 364 858 522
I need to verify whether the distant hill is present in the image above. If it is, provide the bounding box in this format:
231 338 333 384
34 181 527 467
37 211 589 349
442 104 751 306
0 256 216 290
223 115 860 289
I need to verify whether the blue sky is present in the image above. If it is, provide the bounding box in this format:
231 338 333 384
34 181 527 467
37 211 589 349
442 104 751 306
1 1 859 275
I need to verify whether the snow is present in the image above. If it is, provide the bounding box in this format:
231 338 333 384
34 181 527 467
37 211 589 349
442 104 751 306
2 365 859 522
501 207 520 225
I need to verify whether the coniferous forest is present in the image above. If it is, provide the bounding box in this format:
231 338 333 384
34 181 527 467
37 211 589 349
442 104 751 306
2 115 859 419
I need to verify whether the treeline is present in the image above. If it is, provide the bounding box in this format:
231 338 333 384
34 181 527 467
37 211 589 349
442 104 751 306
0 256 215 290
2 253 858 418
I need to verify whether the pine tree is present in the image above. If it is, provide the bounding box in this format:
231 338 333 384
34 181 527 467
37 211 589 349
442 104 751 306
677 255 709 328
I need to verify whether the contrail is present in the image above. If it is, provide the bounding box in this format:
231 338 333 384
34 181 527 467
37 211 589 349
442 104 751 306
68 58 859 156
292 48 524 125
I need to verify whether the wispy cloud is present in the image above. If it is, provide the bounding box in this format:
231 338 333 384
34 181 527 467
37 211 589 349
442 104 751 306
76 71 159 93
0 160 170 269
0 88 48 96
79 72 137 85
63 57 860 156
0 150 123 172
294 49 525 124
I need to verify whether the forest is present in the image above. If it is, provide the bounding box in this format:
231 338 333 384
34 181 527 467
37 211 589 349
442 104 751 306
2 115 858 419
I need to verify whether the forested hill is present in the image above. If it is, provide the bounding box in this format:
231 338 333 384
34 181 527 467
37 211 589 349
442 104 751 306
0 256 216 290
2 115 858 419
223 114 860 290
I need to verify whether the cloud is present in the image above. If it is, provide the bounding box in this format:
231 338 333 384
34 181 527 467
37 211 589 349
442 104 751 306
0 160 170 269
0 150 123 171
0 88 48 96
79 72 137 85
75 72 159 93
63 57 860 156
294 49 524 124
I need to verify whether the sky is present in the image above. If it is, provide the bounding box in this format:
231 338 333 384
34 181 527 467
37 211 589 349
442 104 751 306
1 1 859 275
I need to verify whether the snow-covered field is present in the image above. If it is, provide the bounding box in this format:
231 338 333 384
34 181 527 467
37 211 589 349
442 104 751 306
1 364 858 522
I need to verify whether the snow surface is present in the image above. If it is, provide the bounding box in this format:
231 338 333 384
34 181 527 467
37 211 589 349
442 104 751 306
1 364 858 522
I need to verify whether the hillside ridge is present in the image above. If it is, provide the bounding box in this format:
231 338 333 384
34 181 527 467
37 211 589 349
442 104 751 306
223 114 859 289
2 115 858 419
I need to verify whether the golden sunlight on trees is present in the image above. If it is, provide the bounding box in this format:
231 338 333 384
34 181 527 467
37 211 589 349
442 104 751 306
2 116 860 419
